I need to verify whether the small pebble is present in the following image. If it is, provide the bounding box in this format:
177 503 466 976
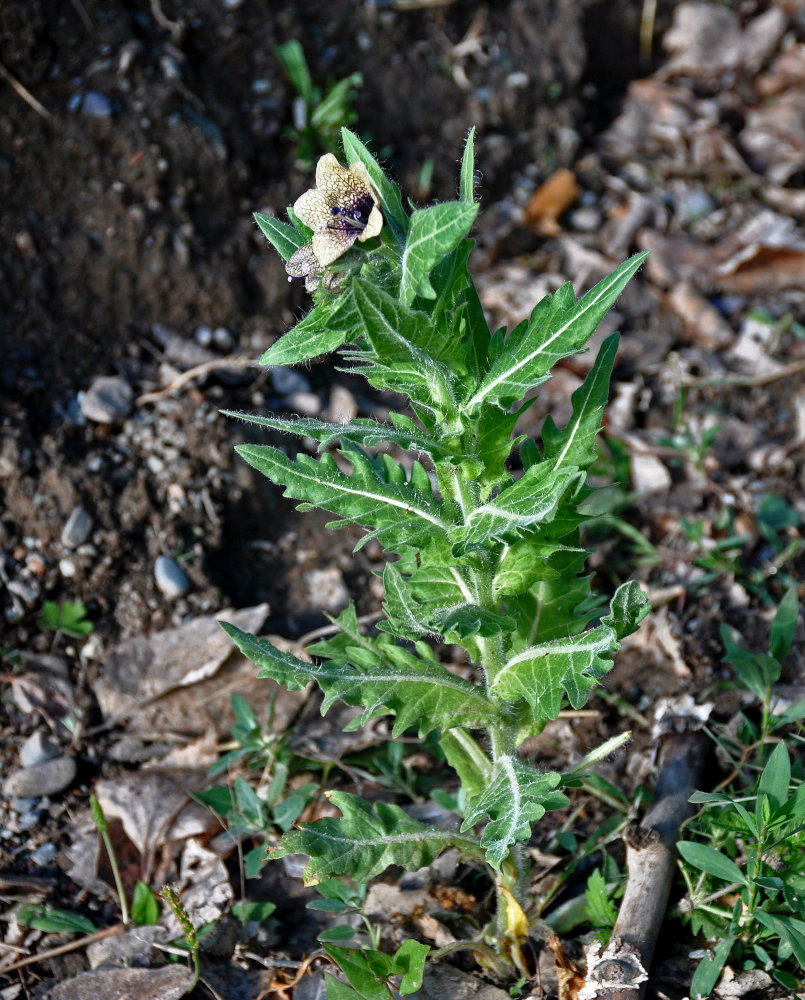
61 505 93 548
30 842 58 866
194 325 213 347
154 556 191 599
675 188 716 224
5 757 77 798
80 375 134 423
82 91 113 118
271 365 311 395
328 384 358 424
213 326 234 351
19 731 60 769
59 558 77 578
305 567 349 614
286 391 322 417
569 206 602 232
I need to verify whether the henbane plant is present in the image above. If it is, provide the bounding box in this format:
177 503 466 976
222 127 649 975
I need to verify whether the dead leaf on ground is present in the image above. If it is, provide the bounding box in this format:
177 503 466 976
715 209 805 294
93 733 219 878
660 2 744 78
93 602 269 720
665 281 733 350
523 168 580 236
740 87 805 184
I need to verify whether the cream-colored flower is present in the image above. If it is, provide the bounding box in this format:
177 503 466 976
287 153 383 277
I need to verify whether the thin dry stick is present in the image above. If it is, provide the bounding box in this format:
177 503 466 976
583 731 708 999
136 356 262 405
0 923 125 974
0 61 53 121
679 357 805 389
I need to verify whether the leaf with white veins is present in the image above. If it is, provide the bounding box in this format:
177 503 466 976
222 621 499 737
462 756 567 869
272 791 482 884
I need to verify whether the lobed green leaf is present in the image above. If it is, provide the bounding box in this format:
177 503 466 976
272 791 482 884
467 253 648 413
223 619 499 737
461 755 567 869
400 201 479 306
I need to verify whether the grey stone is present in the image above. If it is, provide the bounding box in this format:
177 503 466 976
327 384 358 424
43 964 193 1000
80 376 133 424
212 326 234 351
286 390 322 417
305 567 349 615
5 756 76 798
30 842 57 866
82 92 112 117
271 365 310 395
61 505 93 549
154 556 190 599
194 325 213 347
19 731 59 768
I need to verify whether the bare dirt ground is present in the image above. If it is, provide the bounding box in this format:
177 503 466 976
2 1 805 997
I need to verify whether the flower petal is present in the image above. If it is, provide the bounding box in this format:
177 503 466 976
312 227 359 267
286 242 320 278
293 189 332 231
358 202 383 242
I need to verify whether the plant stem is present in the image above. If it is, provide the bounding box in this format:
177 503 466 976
90 795 129 926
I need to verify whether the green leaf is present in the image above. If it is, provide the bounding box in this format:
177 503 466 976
541 333 619 473
492 623 617 724
17 905 96 935
467 253 648 412
222 621 499 737
677 842 747 885
770 587 800 664
271 791 481 884
601 580 650 640
494 542 587 598
461 756 566 868
341 128 408 240
233 443 456 551
460 127 476 203
221 411 445 458
391 939 429 994
259 286 360 366
431 602 516 640
347 278 458 419
451 464 579 556
231 900 277 922
276 40 315 107
757 741 791 813
254 212 307 262
131 881 160 926
585 869 618 927
400 201 479 306
439 728 492 801
319 924 360 943
325 974 364 1000
689 937 736 999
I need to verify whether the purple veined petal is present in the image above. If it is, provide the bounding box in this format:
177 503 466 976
286 242 320 279
294 188 332 231
312 227 360 267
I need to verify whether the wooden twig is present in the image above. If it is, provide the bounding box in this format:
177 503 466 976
135 356 262 405
0 923 125 974
679 357 805 390
581 730 709 999
0 60 52 121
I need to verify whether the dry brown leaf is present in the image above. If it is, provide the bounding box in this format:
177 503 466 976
665 281 733 350
661 1 743 77
523 168 580 236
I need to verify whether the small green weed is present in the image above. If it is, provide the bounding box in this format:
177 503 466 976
678 589 805 993
37 599 93 640
276 40 362 169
